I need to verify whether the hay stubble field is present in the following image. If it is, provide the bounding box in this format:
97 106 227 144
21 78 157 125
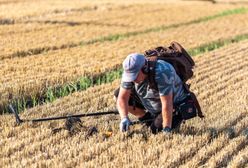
0 0 248 167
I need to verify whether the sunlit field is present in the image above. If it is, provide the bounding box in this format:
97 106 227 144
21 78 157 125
0 0 247 167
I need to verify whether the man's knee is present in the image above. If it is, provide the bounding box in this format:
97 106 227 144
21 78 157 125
150 114 163 134
138 112 155 127
149 113 183 134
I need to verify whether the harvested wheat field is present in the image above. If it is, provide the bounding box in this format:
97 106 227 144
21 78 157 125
0 0 248 168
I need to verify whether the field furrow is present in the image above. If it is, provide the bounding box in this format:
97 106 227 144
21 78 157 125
196 58 248 100
227 145 248 168
180 115 248 168
206 135 248 167
193 45 248 82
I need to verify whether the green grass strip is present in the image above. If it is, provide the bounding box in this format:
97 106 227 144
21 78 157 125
80 7 248 44
189 34 248 55
7 7 248 59
4 33 248 114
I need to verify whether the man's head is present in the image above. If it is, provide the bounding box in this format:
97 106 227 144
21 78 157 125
122 53 147 83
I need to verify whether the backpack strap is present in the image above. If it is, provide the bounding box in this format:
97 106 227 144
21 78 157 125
183 83 204 118
147 60 158 90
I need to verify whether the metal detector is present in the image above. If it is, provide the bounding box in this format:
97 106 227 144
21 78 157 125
9 105 153 126
9 105 119 125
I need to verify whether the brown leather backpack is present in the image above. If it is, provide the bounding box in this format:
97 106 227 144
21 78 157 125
144 41 204 118
144 41 195 83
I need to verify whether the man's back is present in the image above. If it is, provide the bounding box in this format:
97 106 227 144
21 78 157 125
134 60 187 114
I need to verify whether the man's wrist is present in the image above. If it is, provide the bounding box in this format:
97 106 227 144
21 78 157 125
121 115 129 120
162 122 171 128
163 126 172 133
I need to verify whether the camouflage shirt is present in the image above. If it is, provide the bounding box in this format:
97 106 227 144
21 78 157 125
121 60 187 114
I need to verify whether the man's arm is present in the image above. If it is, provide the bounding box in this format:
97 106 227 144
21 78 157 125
117 87 131 119
160 92 173 128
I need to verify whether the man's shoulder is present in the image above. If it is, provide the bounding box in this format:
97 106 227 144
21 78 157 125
155 60 174 73
154 60 177 85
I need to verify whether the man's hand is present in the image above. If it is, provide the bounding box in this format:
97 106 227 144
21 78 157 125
120 117 131 132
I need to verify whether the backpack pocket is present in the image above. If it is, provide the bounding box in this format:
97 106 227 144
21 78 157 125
175 94 197 120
